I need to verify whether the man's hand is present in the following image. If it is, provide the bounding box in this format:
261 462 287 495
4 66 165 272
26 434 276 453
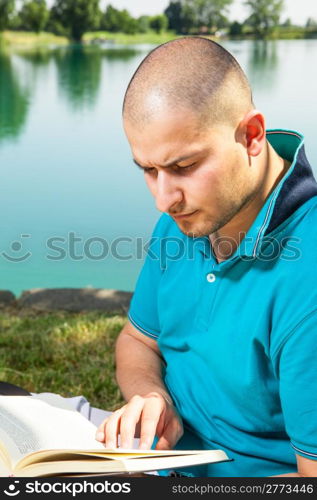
95 391 183 451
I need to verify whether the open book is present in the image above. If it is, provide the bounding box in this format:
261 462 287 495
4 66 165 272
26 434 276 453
0 395 230 477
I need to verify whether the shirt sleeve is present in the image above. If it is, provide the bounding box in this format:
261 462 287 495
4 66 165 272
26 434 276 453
128 214 169 341
273 308 317 460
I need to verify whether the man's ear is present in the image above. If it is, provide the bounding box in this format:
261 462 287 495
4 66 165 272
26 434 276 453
237 110 266 157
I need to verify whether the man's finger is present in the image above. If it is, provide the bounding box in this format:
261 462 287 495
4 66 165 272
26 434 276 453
95 418 109 442
155 407 166 438
104 408 125 448
138 396 164 450
155 433 173 450
95 405 126 442
155 417 182 450
119 395 146 449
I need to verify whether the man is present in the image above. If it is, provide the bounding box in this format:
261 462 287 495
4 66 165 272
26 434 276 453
96 37 317 477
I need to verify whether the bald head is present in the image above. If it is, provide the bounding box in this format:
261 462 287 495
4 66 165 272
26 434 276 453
123 37 254 131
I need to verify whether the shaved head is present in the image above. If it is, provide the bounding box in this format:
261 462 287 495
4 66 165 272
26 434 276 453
123 37 254 131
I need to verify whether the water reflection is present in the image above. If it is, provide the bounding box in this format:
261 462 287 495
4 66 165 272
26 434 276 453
53 46 102 110
0 46 143 141
101 47 141 60
16 48 54 67
247 41 278 89
53 46 140 110
0 53 30 143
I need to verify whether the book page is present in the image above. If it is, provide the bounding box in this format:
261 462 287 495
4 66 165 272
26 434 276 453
0 396 105 468
30 393 83 411
18 449 229 477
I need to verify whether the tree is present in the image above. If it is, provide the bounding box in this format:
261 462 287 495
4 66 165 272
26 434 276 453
46 9 66 36
20 0 49 33
229 20 243 36
149 14 168 33
0 0 15 31
183 0 232 33
164 1 183 33
101 5 138 34
137 15 150 33
119 9 139 34
164 0 232 34
50 0 101 42
101 4 121 32
179 1 197 32
306 18 317 28
245 0 284 38
8 12 22 30
282 17 292 27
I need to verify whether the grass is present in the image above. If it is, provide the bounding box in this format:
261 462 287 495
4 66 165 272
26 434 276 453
1 28 315 50
270 26 312 39
0 307 127 411
0 30 177 49
84 30 178 45
0 30 68 49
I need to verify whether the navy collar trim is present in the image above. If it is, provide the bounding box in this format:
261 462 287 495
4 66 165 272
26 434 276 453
265 131 317 235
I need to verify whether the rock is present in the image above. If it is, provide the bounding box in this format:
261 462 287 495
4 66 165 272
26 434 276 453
18 288 132 313
0 290 16 305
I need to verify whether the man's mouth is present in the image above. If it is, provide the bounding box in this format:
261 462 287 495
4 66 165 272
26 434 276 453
171 210 198 220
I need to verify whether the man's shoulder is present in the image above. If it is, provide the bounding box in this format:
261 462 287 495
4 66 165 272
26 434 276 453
271 197 317 312
274 197 317 272
292 196 317 242
272 195 317 243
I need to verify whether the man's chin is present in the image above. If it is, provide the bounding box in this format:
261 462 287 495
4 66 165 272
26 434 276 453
176 223 209 239
175 217 221 239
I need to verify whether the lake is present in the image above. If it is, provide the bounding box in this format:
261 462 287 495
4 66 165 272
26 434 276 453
1 39 317 297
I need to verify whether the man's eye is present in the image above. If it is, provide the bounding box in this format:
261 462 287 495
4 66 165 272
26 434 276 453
174 163 196 172
181 163 196 171
142 163 196 174
143 167 155 174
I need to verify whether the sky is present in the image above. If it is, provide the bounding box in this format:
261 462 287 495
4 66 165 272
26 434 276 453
98 0 317 26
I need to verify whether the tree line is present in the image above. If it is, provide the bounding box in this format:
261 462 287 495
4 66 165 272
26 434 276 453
0 0 169 40
0 0 316 42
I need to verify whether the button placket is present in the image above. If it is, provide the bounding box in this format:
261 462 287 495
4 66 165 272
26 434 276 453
196 262 219 330
206 262 217 283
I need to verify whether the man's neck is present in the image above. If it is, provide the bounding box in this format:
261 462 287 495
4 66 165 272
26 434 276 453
209 142 292 264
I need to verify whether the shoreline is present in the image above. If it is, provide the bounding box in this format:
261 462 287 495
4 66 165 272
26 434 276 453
1 29 316 51
0 288 132 314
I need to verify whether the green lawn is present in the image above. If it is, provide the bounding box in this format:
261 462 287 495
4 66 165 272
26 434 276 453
0 30 178 49
0 30 68 48
0 307 126 411
84 30 179 45
1 29 314 50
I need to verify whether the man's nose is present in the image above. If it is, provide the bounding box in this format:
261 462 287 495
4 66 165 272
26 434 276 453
154 171 183 213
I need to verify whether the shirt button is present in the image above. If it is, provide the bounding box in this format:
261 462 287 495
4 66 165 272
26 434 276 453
206 273 216 283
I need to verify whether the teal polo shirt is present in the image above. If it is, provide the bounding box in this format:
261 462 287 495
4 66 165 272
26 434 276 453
128 129 317 477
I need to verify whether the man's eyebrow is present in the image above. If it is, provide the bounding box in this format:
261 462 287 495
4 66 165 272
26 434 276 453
133 151 204 169
133 159 148 169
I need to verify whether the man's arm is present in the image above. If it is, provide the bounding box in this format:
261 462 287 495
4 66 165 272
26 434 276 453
270 455 317 477
96 320 183 450
115 320 172 405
